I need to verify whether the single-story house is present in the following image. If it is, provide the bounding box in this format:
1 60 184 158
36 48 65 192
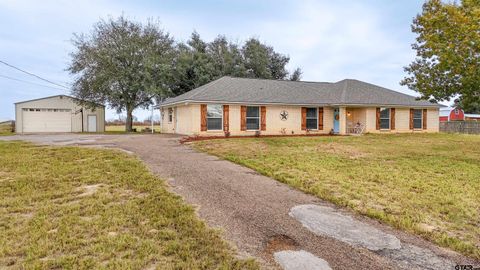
159 76 440 136
15 95 105 133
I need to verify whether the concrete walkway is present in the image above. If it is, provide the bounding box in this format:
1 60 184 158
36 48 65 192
1 134 474 269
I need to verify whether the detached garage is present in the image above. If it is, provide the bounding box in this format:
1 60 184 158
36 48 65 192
15 95 105 133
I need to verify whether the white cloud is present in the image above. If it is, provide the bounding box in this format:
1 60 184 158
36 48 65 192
247 1 415 93
0 0 430 120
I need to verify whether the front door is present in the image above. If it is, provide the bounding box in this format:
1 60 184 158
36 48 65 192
88 115 97 132
333 108 339 133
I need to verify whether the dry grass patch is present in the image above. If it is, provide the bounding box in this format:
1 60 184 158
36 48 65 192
194 133 480 259
0 123 13 136
0 141 258 269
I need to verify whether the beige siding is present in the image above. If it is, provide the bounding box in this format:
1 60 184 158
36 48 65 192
363 107 439 133
394 108 410 131
323 107 334 132
160 103 439 136
364 107 377 132
427 109 439 132
175 105 192 135
15 95 104 133
161 103 334 136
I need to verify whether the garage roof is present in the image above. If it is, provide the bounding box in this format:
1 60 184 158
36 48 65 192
15 95 105 107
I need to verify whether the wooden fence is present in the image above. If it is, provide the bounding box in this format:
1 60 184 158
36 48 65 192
440 121 480 134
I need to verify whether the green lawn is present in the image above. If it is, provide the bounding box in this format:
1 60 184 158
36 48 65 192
0 141 258 269
194 133 480 259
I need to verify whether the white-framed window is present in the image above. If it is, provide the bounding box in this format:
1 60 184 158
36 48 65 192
306 107 318 130
380 108 390 129
168 108 173 123
413 109 423 129
246 106 260 130
207 104 223 131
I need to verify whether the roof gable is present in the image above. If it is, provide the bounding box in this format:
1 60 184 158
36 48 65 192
15 95 105 107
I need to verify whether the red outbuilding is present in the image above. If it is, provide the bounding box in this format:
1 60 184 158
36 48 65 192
439 107 465 122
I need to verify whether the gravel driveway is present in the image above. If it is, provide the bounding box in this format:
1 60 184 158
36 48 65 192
1 134 475 270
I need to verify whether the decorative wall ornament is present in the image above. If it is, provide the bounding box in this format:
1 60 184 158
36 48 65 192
280 110 288 121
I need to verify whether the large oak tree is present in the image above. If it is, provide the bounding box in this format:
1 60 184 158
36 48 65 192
401 0 480 113
68 16 175 131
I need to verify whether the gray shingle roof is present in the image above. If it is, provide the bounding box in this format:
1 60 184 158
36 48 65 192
160 76 438 107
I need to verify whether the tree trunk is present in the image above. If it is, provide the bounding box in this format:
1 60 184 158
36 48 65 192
126 107 134 132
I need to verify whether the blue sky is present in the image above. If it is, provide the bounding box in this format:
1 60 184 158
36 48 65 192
0 0 435 121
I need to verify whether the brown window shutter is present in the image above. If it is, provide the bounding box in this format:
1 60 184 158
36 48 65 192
423 109 427 130
318 107 324 130
240 106 247 131
409 109 414 130
376 108 380 130
223 105 229 132
200 104 207 131
390 108 395 130
301 107 307 130
260 106 266 131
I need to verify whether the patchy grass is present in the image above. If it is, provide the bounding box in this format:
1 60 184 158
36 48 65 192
105 125 161 133
0 141 258 269
0 123 13 136
194 133 480 259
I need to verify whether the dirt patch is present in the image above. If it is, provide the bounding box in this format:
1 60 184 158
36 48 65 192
418 223 437 233
10 212 35 219
120 189 148 199
79 215 99 222
318 142 368 159
0 171 11 180
143 262 158 270
0 256 18 267
264 234 299 256
75 184 104 197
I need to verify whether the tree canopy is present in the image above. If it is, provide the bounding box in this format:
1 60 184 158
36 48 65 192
69 16 302 130
401 0 480 113
68 16 175 131
169 31 301 96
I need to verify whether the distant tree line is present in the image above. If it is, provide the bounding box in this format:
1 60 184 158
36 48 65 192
68 15 302 131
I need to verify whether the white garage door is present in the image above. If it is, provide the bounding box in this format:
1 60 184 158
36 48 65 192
23 109 72 132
